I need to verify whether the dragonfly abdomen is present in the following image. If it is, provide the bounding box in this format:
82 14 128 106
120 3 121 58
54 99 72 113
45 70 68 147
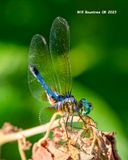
29 64 58 101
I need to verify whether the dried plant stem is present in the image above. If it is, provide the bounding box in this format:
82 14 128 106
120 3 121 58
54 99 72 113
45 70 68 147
18 139 27 160
0 115 80 146
37 112 63 147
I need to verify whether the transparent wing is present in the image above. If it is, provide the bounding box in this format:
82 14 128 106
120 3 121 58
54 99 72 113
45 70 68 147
39 107 56 124
49 17 72 95
28 34 58 101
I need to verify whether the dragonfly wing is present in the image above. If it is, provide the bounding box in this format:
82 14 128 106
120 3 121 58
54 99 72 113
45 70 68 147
39 106 56 124
49 17 72 95
28 34 58 101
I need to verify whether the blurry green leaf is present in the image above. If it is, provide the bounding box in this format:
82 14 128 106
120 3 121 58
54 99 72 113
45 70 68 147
70 44 104 77
0 43 27 77
112 48 128 73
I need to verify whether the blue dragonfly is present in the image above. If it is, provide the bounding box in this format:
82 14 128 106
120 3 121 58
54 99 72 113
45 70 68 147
28 17 92 136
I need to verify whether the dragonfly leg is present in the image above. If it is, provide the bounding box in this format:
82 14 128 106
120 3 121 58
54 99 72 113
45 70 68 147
60 115 69 140
78 113 87 126
65 114 69 127
37 111 63 147
70 115 73 127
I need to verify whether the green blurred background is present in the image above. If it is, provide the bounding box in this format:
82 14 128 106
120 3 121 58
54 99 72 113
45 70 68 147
0 0 128 159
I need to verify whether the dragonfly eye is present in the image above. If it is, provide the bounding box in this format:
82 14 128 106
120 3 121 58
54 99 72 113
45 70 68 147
79 98 87 106
79 98 92 115
88 102 92 109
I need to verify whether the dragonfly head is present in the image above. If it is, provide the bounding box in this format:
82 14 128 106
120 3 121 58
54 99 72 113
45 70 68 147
78 98 92 116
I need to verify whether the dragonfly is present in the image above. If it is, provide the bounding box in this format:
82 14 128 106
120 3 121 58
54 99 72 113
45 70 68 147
28 17 92 137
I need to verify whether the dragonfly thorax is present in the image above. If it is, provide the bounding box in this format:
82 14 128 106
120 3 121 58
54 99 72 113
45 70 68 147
57 95 78 113
47 93 77 113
